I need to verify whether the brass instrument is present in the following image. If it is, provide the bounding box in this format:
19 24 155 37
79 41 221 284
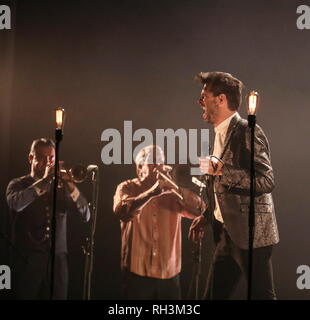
155 168 184 200
60 164 98 183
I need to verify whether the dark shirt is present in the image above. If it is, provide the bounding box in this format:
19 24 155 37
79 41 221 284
6 175 90 253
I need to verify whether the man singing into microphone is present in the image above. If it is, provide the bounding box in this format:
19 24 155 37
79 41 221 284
189 71 279 300
113 145 206 299
6 138 90 299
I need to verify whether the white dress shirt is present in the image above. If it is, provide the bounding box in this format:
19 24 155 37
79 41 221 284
213 112 237 223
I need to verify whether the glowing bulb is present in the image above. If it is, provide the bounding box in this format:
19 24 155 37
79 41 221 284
247 91 259 115
55 107 65 130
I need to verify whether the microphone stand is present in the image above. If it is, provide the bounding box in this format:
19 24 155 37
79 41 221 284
50 128 62 300
82 167 99 300
187 239 202 300
187 179 205 300
194 239 202 299
247 114 256 300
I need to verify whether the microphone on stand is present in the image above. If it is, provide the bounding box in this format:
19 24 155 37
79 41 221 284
191 176 207 188
87 164 99 171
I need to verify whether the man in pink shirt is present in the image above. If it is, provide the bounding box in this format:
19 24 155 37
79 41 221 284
113 145 205 299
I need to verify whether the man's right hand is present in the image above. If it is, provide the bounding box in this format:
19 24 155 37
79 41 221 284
32 164 54 194
188 215 208 243
42 164 54 183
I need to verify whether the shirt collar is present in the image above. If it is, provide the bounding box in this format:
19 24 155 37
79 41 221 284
214 112 238 135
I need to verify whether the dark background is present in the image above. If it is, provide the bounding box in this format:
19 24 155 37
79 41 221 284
1 0 309 300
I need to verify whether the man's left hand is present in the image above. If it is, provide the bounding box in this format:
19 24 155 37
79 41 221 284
59 170 76 193
199 156 223 176
188 215 208 243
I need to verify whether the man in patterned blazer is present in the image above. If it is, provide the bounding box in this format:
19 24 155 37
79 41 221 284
189 71 279 300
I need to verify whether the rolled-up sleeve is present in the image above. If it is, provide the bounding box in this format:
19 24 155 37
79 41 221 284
179 187 206 219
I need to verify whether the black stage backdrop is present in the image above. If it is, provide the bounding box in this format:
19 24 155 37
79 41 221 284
0 0 309 300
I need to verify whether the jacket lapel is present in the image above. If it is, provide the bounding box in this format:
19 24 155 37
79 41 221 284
219 113 241 159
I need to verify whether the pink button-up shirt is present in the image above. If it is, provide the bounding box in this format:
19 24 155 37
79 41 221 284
113 178 205 279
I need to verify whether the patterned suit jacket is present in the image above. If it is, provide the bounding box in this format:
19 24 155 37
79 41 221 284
212 113 279 249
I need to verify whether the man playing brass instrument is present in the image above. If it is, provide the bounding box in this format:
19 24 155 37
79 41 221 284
113 145 206 299
6 138 90 299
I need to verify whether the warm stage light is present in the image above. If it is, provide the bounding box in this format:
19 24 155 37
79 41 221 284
55 107 65 130
247 91 259 115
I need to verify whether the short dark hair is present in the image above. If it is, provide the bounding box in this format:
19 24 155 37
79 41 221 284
196 71 244 111
29 138 55 155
